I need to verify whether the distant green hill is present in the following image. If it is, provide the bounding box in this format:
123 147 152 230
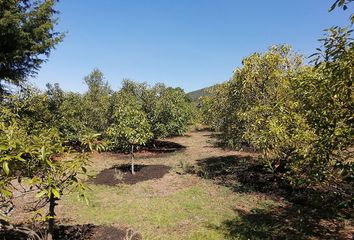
187 86 212 102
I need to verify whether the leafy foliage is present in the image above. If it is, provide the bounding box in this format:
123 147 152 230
291 26 354 184
0 1 195 238
329 0 354 23
0 105 90 239
82 69 112 133
106 90 152 150
147 85 194 138
112 79 195 139
200 40 353 186
0 0 64 94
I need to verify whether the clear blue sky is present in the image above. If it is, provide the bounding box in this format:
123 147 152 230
32 0 352 93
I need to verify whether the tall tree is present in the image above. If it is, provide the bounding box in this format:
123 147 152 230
0 0 64 94
83 69 112 132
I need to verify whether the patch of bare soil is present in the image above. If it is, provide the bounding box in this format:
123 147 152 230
92 164 171 186
147 174 200 196
0 224 141 240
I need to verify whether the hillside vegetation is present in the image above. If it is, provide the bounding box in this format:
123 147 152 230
187 86 214 102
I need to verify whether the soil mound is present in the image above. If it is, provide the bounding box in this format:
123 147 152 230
143 140 186 153
92 164 171 186
0 224 141 240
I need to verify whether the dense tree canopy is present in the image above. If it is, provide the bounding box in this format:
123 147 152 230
106 89 152 150
0 74 195 238
199 31 353 186
0 0 64 94
198 1 354 186
82 69 112 133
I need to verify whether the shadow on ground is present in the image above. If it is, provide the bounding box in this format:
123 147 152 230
143 140 186 153
0 224 141 240
204 133 257 153
196 155 353 240
212 205 352 240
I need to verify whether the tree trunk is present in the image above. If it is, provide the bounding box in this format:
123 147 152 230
47 194 56 240
131 145 135 175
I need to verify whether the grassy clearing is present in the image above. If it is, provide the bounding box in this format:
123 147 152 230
57 131 352 239
61 177 278 240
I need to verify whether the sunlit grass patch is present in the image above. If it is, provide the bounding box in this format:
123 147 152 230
60 177 276 240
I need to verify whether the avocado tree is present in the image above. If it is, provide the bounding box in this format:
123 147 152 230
229 46 314 169
0 95 91 240
200 36 353 186
199 84 228 130
83 69 112 133
146 84 194 138
113 80 194 139
106 91 152 174
291 26 354 184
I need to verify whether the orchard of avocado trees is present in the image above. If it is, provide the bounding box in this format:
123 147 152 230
200 38 353 186
0 70 196 239
0 0 353 239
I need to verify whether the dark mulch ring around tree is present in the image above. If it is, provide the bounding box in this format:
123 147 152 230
0 224 141 240
143 139 186 153
101 140 186 160
91 164 171 186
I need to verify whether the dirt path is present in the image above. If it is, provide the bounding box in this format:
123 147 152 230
87 131 256 172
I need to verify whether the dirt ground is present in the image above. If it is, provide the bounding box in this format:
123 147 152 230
4 130 354 240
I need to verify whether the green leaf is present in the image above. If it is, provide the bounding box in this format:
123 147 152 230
36 190 47 198
15 153 25 162
0 146 8 151
52 188 61 198
2 162 9 175
329 2 337 12
1 189 12 198
41 146 45 159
